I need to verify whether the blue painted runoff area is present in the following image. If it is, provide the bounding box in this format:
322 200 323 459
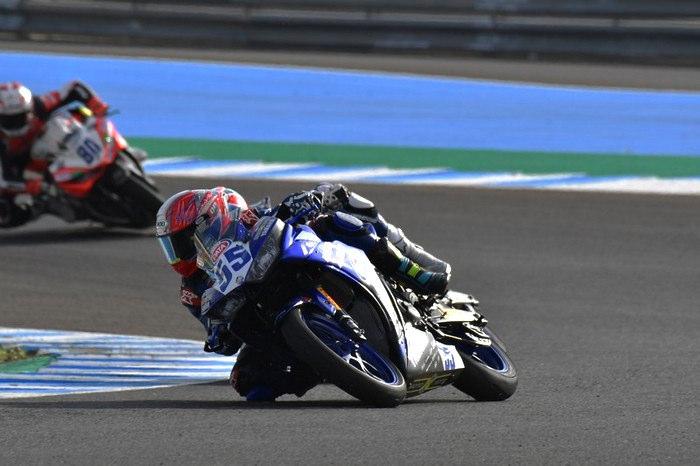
2 51 699 157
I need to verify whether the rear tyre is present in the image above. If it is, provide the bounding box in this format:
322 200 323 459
115 174 164 228
281 306 406 407
86 159 163 228
452 328 518 401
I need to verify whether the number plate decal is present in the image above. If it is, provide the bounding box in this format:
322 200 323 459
212 241 253 295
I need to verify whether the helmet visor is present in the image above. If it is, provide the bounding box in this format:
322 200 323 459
157 226 196 265
0 113 28 131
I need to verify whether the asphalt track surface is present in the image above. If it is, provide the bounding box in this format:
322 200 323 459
1 43 699 463
1 177 698 464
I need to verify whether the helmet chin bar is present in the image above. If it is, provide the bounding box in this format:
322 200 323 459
0 112 31 136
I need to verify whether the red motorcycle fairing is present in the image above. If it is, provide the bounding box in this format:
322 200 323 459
41 111 123 199
54 167 110 199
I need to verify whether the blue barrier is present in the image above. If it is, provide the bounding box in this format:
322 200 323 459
3 51 699 157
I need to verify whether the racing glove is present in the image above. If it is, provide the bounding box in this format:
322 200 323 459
204 319 242 356
275 191 323 223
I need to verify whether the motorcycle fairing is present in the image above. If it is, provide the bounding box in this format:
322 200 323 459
247 215 281 258
201 217 284 314
201 219 467 388
278 224 464 387
200 238 254 314
402 324 464 396
281 224 378 287
33 109 121 198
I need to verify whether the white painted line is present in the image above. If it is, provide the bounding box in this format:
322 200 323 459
142 156 198 166
143 158 700 195
545 177 700 194
156 162 315 177
404 173 577 186
263 167 444 181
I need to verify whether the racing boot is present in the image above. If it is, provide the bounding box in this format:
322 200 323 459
368 237 449 296
385 223 451 275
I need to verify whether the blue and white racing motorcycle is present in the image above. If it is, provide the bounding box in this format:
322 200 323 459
199 214 517 407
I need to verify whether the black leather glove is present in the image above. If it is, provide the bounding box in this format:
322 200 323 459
203 320 242 356
315 183 349 211
275 191 323 222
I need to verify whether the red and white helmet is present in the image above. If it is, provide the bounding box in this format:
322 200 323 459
156 187 248 277
0 81 34 137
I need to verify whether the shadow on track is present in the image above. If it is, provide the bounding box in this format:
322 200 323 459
1 397 471 410
2 399 375 410
0 226 151 246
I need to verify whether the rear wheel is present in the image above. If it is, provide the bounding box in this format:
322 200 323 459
114 174 163 228
281 306 406 407
452 327 518 401
87 163 163 228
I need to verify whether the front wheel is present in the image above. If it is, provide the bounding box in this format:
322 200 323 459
452 327 518 401
281 306 407 407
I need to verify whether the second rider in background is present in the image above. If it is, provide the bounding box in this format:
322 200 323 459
0 80 109 227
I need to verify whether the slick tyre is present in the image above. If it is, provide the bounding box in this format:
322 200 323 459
452 328 518 401
281 306 406 407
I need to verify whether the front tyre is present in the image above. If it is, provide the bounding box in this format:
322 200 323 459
281 306 406 407
452 328 518 401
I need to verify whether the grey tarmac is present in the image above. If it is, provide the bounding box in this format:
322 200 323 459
1 42 699 464
1 178 698 464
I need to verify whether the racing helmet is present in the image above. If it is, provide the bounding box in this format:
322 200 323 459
156 187 248 277
0 82 34 137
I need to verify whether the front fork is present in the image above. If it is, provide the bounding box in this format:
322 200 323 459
274 287 366 342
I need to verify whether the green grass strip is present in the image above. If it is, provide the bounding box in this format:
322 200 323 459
0 353 58 373
130 138 700 178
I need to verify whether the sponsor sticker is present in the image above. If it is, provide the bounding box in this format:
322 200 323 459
211 239 232 262
179 287 201 307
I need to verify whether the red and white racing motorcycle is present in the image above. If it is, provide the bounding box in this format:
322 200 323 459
15 106 163 228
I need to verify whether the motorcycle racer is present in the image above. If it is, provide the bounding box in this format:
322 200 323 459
0 80 109 227
155 184 451 401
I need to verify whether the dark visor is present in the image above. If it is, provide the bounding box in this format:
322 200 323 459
0 113 28 131
157 225 196 265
